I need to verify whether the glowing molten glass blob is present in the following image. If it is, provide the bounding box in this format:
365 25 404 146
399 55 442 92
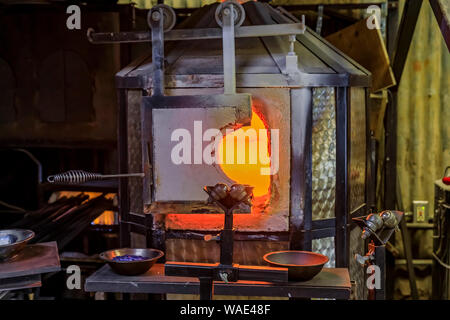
217 110 270 197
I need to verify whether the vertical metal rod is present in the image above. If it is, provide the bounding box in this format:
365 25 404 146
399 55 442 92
315 5 324 35
150 8 165 97
374 245 386 300
391 0 423 83
289 88 312 251
220 208 234 265
118 89 130 247
400 218 419 299
199 277 214 300
224 207 234 230
222 4 236 95
368 134 378 212
385 1 399 299
335 87 350 267
363 87 378 216
432 183 440 299
430 0 450 51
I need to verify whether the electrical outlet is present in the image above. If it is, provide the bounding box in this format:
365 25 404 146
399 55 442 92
412 200 429 223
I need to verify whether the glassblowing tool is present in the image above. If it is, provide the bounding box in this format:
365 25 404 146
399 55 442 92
47 170 144 184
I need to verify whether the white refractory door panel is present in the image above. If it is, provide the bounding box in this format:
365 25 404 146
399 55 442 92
152 106 236 202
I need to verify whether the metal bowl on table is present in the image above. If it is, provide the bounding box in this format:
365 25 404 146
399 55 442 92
0 229 35 261
263 250 329 281
99 248 164 276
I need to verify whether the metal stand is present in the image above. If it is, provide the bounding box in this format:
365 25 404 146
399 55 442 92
399 218 419 299
165 184 287 300
353 211 403 300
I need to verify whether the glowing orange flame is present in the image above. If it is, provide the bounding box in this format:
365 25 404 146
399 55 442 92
51 191 116 225
217 109 270 197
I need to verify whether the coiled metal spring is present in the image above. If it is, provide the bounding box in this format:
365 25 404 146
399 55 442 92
47 170 144 184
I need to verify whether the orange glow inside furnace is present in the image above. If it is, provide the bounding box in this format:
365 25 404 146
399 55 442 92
217 109 271 198
51 191 117 225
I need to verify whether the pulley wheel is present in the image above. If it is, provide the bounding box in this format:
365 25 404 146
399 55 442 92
147 4 176 32
215 1 245 28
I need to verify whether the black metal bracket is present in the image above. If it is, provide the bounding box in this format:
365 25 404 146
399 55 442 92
352 211 403 246
165 261 288 300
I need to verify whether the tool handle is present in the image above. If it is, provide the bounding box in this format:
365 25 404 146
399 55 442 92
47 170 144 184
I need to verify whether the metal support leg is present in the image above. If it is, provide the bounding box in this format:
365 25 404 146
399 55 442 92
400 219 419 299
220 208 234 266
374 245 386 300
199 277 214 300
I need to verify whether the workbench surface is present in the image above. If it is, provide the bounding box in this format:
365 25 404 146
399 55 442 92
85 264 351 299
0 241 60 279
0 241 61 292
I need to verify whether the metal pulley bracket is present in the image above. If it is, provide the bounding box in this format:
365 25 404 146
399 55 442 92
144 1 252 130
87 1 306 125
215 1 245 28
147 5 174 97
218 1 243 95
87 1 307 83
147 4 176 32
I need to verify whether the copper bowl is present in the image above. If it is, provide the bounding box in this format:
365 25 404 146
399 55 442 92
263 250 329 281
100 248 164 276
0 229 35 261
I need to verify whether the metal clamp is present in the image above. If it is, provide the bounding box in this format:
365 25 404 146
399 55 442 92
285 34 299 75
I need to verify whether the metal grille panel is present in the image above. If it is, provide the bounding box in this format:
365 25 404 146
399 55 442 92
312 237 335 268
311 87 336 220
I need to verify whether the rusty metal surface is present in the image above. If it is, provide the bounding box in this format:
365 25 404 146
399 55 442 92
430 0 450 51
127 90 145 214
0 242 60 279
311 87 336 220
166 239 288 266
349 87 367 212
348 226 366 300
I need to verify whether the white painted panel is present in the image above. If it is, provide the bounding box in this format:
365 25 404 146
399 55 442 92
153 107 236 201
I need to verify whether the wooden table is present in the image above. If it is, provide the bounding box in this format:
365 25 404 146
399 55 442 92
0 242 61 293
85 264 351 299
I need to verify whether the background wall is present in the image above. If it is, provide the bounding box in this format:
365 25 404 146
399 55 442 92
397 0 450 215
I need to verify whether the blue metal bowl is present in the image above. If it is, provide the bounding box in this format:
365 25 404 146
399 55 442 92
100 248 164 276
0 229 35 261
